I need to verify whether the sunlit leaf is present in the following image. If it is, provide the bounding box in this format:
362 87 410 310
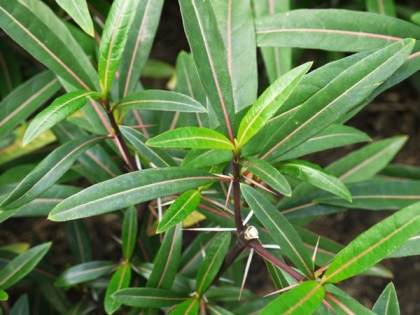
170 297 199 315
56 0 94 36
104 262 131 314
49 168 218 221
322 201 420 284
147 127 235 150
23 90 101 145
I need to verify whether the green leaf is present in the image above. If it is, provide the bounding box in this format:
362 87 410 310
1 135 106 209
322 201 420 284
56 0 94 36
253 0 292 82
256 9 420 52
316 180 420 210
0 71 60 136
0 0 98 90
170 298 199 315
196 232 230 294
0 42 22 98
182 149 233 168
278 160 351 202
275 124 371 162
372 283 400 315
324 284 376 314
157 190 201 233
0 290 8 301
24 90 101 145
120 126 177 167
118 0 164 97
179 0 235 140
10 294 29 315
98 0 139 95
206 304 235 315
242 156 291 196
366 0 396 17
261 281 325 315
65 220 92 264
387 233 420 258
116 90 206 113
260 39 414 161
147 225 182 289
0 242 51 290
113 288 187 308
237 62 311 147
122 207 138 261
104 262 132 315
55 261 115 287
212 0 257 111
240 184 314 278
327 136 407 184
147 127 235 150
49 167 218 221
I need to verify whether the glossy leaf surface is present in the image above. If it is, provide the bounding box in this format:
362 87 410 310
147 127 235 150
98 0 138 95
24 90 101 145
1 136 106 209
104 262 132 314
241 184 314 278
0 242 51 290
157 190 201 233
261 281 325 315
196 232 230 294
170 297 199 315
0 0 98 90
237 62 311 147
256 9 420 52
116 90 206 113
278 160 351 202
323 201 420 284
243 156 291 196
49 168 218 221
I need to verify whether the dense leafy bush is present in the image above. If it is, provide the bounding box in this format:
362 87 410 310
0 0 419 314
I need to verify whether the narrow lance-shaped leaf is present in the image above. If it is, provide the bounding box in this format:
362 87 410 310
113 288 187 308
387 233 420 258
122 206 138 261
196 232 231 294
98 0 139 95
0 42 22 98
256 9 420 52
1 136 106 210
261 281 325 315
278 160 351 202
242 156 291 196
179 0 236 141
212 0 258 111
120 125 177 167
261 39 414 161
24 90 102 145
253 0 292 82
322 201 420 284
65 220 92 264
147 224 182 290
315 180 420 210
10 294 29 314
236 62 311 147
0 71 60 136
327 136 407 184
157 190 201 233
0 0 98 90
147 127 235 150
241 184 314 278
56 0 94 36
119 0 164 97
170 298 200 315
0 242 51 290
55 261 115 287
372 283 400 315
104 262 132 314
115 90 207 113
49 167 218 221
182 149 233 168
324 285 376 314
